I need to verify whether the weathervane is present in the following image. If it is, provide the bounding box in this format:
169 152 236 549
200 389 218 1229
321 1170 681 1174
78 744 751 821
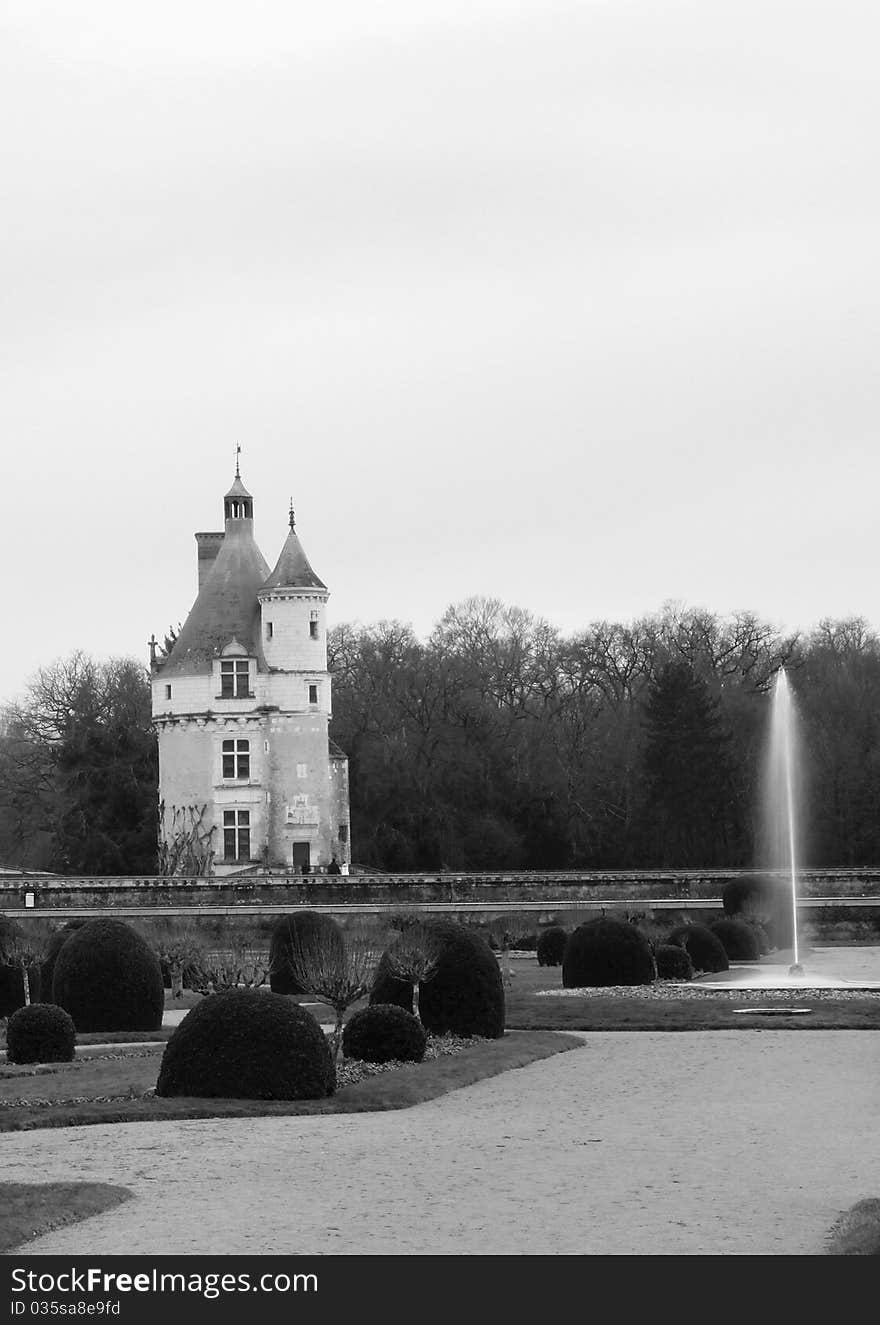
289 496 295 529
235 443 241 478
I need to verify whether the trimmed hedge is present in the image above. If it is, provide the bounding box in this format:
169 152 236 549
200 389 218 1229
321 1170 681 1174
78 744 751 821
40 920 88 1003
667 924 729 974
6 1003 76 1064
268 912 344 995
655 943 695 981
342 1004 427 1064
710 918 761 962
0 963 41 1019
562 918 656 988
370 921 505 1039
536 926 568 967
52 919 164 1032
156 988 335 1100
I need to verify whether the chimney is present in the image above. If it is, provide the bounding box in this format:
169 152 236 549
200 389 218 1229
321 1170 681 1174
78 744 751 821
195 531 224 591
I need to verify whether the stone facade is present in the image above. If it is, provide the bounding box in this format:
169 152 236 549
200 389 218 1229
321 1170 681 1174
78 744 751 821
150 470 351 876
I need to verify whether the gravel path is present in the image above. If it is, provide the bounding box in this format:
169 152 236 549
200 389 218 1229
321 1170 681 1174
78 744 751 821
4 1030 879 1257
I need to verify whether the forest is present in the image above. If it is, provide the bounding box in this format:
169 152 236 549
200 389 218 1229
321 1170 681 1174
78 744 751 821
1 599 879 874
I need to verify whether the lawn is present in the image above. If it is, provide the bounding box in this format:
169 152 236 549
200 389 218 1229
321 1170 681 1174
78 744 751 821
503 955 880 1030
0 1183 133 1256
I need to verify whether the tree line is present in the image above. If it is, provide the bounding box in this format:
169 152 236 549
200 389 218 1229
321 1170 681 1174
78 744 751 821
1 600 878 874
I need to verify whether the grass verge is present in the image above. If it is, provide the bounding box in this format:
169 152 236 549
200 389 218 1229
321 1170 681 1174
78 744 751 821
0 1030 581 1132
0 1182 132 1255
505 993 880 1031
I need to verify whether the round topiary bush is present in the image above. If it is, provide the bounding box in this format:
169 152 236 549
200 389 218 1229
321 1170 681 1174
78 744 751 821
40 920 88 1004
156 988 335 1100
268 912 344 995
667 923 729 974
710 917 761 962
6 1003 76 1064
654 943 695 981
52 919 165 1033
342 1003 427 1064
370 921 505 1039
536 926 568 967
562 918 656 988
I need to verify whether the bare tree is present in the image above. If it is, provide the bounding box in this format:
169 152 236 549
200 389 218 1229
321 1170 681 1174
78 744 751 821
2 939 39 1007
383 916 442 1021
194 942 269 994
284 925 384 1065
486 919 515 987
154 930 207 999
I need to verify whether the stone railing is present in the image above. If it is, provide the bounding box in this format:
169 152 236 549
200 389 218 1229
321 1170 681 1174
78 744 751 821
3 867 880 914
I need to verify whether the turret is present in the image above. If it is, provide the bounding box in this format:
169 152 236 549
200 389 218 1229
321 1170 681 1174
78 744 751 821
258 500 330 711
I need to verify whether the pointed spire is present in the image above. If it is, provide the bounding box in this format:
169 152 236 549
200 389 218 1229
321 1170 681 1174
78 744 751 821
224 458 253 522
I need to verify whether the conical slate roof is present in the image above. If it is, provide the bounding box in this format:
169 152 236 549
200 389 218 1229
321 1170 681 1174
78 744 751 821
161 520 270 676
225 474 253 500
261 525 327 592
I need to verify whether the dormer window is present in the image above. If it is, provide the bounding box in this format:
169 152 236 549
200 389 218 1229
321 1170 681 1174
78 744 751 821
221 659 250 698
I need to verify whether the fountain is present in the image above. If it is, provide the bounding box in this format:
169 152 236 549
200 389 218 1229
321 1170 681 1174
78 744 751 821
765 668 803 976
696 668 880 992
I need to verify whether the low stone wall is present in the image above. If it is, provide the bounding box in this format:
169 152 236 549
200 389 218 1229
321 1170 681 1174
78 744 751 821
4 868 880 914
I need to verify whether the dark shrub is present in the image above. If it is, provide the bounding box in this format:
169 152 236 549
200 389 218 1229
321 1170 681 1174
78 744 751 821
667 924 729 974
562 918 656 987
655 944 694 981
744 918 771 955
371 921 505 1039
156 988 335 1100
6 1003 76 1064
342 1004 427 1064
268 912 344 995
0 963 41 1019
710 918 761 962
536 926 568 967
722 877 773 918
52 919 164 1032
40 920 88 1003
721 878 788 949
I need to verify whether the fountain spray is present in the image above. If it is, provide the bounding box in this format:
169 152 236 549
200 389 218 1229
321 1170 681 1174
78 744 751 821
769 669 802 975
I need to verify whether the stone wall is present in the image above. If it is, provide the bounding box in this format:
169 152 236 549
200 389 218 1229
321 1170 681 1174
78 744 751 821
4 868 880 914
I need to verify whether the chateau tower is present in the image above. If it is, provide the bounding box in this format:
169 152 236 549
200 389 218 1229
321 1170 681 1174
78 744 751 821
151 467 351 875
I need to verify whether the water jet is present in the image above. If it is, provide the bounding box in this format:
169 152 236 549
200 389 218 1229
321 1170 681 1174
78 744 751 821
766 667 802 977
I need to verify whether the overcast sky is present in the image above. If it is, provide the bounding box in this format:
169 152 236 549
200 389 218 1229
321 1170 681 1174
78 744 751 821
3 1 879 703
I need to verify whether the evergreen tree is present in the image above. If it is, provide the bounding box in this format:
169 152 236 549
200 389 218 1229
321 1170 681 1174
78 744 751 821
641 660 742 867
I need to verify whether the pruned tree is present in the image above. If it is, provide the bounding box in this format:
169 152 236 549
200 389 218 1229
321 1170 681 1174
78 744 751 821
383 915 442 1020
194 942 269 994
283 925 384 1064
154 930 208 999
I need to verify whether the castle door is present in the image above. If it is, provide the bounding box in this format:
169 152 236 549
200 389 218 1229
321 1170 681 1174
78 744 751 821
292 841 311 873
